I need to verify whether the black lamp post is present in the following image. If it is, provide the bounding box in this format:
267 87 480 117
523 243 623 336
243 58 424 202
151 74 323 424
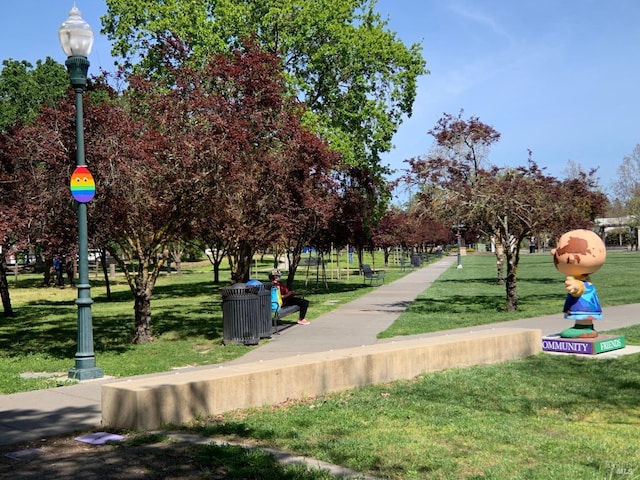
59 5 103 380
455 223 464 269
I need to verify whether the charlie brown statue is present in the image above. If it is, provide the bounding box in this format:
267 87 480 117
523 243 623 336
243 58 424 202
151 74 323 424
551 229 606 338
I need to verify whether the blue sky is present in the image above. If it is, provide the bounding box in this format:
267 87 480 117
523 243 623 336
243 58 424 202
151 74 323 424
2 1 639 197
375 0 640 197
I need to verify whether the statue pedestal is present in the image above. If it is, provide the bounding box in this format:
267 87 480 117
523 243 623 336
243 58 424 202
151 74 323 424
542 334 625 355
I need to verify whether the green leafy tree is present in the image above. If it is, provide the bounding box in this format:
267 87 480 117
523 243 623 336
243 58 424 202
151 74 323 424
1 87 83 315
101 0 427 215
405 113 607 311
0 132 18 316
4 38 337 343
0 58 68 132
0 57 69 314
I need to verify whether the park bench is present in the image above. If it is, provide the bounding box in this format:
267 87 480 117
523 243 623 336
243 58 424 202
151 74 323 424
361 264 385 286
271 286 301 334
398 257 411 271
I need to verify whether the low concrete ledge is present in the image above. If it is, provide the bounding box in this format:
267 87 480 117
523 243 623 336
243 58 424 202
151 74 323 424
102 328 541 430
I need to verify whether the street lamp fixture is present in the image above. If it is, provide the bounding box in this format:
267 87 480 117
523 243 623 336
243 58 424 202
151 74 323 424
59 4 103 380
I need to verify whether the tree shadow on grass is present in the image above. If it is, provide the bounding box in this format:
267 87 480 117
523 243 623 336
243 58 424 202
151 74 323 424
437 275 559 286
88 279 220 303
519 276 559 285
0 302 78 358
149 280 221 299
382 294 565 341
0 295 222 359
404 292 561 321
0 306 136 359
406 296 504 315
1 276 375 360
436 271 502 285
150 302 222 340
301 280 380 295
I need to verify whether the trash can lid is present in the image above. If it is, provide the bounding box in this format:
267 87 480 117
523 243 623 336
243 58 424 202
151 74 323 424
221 283 248 297
247 279 263 290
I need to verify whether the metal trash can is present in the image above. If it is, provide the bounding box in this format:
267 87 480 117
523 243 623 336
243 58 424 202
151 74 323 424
411 253 422 268
221 283 260 345
257 282 273 338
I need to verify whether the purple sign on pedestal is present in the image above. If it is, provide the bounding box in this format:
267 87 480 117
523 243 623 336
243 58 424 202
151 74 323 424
542 338 593 354
542 335 625 355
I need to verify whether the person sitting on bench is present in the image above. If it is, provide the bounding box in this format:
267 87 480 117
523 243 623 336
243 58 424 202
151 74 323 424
269 269 310 325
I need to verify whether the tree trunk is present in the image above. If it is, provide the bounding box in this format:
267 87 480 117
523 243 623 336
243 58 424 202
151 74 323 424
494 242 505 285
383 247 390 267
133 278 153 344
232 240 254 283
211 258 222 284
357 247 364 273
204 240 227 284
495 255 504 285
172 250 182 275
43 258 53 286
504 248 519 311
0 254 14 316
107 242 165 344
100 247 112 301
505 271 518 311
285 248 303 289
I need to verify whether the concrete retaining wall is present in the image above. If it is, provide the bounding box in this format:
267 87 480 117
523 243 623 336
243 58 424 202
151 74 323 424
102 328 541 430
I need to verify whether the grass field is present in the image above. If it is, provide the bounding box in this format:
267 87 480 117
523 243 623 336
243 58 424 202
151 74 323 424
193 352 640 479
0 251 411 393
184 253 640 479
381 250 640 340
2 250 640 478
2 251 640 393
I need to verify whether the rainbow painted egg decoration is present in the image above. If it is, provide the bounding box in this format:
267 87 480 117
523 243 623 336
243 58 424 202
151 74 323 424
70 166 95 203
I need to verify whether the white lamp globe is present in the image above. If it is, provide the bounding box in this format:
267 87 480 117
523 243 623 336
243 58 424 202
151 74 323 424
58 5 94 57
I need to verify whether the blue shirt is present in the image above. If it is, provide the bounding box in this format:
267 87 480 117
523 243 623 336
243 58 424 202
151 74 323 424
563 281 602 320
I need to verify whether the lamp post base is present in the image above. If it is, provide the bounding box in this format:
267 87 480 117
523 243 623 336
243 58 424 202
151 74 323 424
68 366 104 381
69 355 103 380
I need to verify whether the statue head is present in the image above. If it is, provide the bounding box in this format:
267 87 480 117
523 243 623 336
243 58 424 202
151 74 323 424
551 229 606 278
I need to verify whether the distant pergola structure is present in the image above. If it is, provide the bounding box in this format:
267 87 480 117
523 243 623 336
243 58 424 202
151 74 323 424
595 216 639 250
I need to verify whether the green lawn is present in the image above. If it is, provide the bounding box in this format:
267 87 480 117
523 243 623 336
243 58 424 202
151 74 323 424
193 352 640 479
183 252 640 479
2 251 639 394
0 252 412 393
381 251 640 341
3 251 640 478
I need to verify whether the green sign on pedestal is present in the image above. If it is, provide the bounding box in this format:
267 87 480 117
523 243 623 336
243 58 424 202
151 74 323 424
542 334 626 355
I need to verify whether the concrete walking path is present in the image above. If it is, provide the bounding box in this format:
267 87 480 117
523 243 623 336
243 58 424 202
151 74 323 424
227 257 456 364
